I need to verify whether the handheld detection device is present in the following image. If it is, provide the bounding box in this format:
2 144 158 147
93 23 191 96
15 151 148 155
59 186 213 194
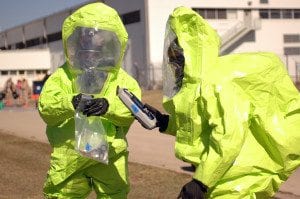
117 86 157 130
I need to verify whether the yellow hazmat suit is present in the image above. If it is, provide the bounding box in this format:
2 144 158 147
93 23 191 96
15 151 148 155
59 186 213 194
162 7 300 198
38 3 141 198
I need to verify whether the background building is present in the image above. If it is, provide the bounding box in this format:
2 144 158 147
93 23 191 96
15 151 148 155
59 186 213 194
0 0 300 90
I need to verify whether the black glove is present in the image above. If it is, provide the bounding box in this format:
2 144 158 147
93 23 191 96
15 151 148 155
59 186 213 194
177 179 208 199
72 93 84 110
82 98 109 117
144 103 169 132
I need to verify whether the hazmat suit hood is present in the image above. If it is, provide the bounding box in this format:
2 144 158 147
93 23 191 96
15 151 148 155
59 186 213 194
62 3 128 94
163 6 220 95
162 6 220 113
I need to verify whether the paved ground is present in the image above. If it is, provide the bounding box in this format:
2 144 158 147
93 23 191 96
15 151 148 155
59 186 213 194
0 107 300 198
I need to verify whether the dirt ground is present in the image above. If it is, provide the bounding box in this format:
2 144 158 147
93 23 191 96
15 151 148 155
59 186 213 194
0 131 50 198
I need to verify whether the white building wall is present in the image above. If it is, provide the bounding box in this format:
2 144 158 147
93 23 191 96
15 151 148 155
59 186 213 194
231 19 300 78
0 49 51 89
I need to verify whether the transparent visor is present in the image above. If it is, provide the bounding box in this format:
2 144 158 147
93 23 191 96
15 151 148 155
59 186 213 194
162 25 185 98
67 27 121 71
75 69 108 94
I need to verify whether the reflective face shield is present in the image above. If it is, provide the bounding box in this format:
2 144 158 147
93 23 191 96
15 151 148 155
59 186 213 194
67 27 121 71
162 26 185 98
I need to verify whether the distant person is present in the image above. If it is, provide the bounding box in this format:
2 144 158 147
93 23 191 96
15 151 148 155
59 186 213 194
138 7 300 198
20 78 31 108
3 78 18 106
16 79 22 106
16 79 22 95
38 2 141 198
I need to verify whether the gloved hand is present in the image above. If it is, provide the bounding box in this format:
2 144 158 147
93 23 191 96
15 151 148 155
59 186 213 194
82 98 109 117
144 103 169 132
177 179 208 199
72 93 84 110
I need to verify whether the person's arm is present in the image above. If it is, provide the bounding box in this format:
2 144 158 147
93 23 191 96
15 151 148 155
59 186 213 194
38 69 75 126
192 82 249 187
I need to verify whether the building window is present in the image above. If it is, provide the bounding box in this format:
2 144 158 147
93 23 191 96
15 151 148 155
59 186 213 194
36 70 42 74
282 10 292 19
284 34 300 43
217 9 227 19
260 0 268 3
284 47 300 55
259 9 269 18
42 37 47 44
196 9 205 17
26 38 40 47
10 70 17 75
27 70 35 76
19 70 25 75
270 9 280 19
47 31 62 43
122 10 140 25
260 9 300 19
206 9 216 19
193 8 228 19
295 9 300 19
1 71 8 75
16 42 25 49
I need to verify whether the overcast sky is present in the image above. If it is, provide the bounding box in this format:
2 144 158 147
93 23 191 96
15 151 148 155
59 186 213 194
0 0 91 31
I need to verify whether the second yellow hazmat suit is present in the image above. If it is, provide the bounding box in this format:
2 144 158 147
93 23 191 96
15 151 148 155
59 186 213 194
38 3 141 198
162 7 300 198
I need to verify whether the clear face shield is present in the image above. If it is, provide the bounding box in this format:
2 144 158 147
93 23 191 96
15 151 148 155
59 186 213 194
66 27 121 93
162 26 185 98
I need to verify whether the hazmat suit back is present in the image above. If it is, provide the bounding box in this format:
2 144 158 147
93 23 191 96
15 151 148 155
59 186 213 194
38 3 141 198
162 7 300 198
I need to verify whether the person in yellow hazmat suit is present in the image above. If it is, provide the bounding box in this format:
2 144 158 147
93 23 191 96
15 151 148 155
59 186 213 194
141 6 300 198
38 2 141 198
